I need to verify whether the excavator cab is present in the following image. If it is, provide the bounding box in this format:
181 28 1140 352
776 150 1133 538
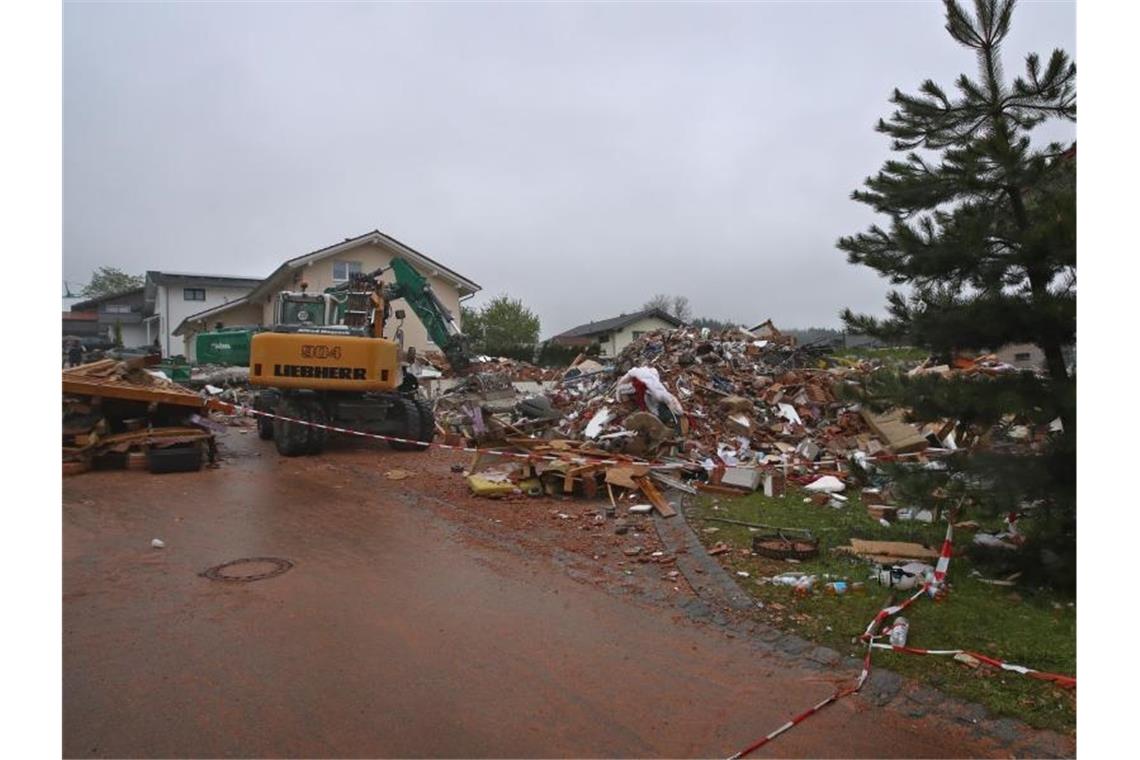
273 289 346 328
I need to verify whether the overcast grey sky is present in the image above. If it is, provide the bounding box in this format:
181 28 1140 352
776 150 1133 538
64 0 1075 335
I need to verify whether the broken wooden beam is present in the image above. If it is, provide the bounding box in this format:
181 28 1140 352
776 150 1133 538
635 476 676 518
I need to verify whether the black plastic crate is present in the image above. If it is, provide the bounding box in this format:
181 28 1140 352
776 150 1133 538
146 443 203 474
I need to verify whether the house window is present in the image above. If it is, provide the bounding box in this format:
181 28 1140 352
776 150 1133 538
1014 352 1031 362
184 288 206 301
332 261 362 282
104 304 132 314
632 331 646 340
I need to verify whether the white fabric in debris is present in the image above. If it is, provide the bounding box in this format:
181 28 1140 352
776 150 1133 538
584 406 615 438
616 367 685 416
804 475 845 493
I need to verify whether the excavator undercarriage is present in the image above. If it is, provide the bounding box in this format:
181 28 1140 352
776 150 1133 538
255 387 434 455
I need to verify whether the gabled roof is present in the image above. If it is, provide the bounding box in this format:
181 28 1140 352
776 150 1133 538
243 229 481 305
144 271 262 310
146 271 262 287
70 286 145 312
555 308 684 339
172 296 254 336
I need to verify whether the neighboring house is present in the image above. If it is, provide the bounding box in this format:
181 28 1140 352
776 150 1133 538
552 308 684 358
62 311 100 340
68 287 148 347
988 342 1076 373
994 342 1046 371
144 272 262 359
172 230 480 361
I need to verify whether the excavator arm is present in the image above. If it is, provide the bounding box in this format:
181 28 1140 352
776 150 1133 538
324 257 474 372
382 258 473 373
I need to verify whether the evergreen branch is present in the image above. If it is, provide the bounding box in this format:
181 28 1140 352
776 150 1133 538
945 0 986 48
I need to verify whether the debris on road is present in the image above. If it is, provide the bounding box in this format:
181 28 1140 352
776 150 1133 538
63 357 217 475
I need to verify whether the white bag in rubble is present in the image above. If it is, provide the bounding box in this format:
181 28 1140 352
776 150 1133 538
615 367 685 417
803 475 845 493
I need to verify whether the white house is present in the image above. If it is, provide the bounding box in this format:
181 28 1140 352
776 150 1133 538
552 308 685 358
143 272 262 358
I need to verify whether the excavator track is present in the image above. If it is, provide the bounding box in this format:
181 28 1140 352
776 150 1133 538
415 399 436 443
390 398 429 451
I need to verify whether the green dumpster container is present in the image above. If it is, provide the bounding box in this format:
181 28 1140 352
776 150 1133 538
195 328 258 367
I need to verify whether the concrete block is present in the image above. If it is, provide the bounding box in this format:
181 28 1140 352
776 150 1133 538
722 466 762 491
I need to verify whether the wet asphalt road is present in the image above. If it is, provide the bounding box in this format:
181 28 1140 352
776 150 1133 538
63 432 1002 758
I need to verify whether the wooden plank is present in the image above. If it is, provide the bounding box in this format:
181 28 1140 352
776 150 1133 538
635 476 676 518
605 464 650 490
61 375 204 408
695 482 752 497
860 408 929 454
839 539 940 561
94 427 210 447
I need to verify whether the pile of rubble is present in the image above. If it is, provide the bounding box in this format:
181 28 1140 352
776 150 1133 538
544 327 895 468
63 357 217 475
434 326 920 503
908 354 1022 377
422 351 563 382
432 325 1066 507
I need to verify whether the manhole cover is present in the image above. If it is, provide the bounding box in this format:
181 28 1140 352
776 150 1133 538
201 557 294 583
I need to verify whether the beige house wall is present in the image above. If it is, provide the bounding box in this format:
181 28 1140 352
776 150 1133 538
600 315 678 357
253 242 465 356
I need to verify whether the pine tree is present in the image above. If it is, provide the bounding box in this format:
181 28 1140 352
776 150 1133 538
837 0 1075 586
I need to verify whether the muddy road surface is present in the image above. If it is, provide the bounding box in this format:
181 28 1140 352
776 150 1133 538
64 430 1011 758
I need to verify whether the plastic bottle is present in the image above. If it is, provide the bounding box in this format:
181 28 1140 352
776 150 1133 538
888 617 909 647
824 581 848 595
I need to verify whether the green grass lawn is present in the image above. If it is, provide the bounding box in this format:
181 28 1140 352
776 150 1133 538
688 487 1076 732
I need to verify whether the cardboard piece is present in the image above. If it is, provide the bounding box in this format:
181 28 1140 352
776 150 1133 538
836 538 940 561
860 408 929 454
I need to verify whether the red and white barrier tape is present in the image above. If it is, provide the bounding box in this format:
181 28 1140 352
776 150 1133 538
729 517 1074 759
211 400 950 476
866 643 1076 688
213 401 682 468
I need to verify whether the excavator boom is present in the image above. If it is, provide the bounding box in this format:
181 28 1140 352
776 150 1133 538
383 258 472 373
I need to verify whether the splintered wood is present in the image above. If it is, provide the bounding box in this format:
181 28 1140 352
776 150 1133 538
63 356 205 409
465 437 679 516
633 476 676 518
63 357 215 473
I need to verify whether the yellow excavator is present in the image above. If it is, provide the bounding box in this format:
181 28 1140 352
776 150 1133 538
249 258 473 456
